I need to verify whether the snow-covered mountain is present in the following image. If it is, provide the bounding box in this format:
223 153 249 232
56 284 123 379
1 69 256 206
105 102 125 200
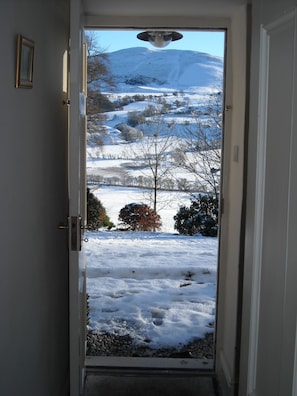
93 47 223 94
87 46 224 150
87 46 223 192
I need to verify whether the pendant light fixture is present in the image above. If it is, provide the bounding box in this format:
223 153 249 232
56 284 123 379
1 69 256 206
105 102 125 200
137 30 183 48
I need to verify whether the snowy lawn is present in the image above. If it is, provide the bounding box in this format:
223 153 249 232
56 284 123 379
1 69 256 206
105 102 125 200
85 230 218 349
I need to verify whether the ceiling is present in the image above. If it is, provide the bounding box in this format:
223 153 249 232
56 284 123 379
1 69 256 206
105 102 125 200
82 0 248 19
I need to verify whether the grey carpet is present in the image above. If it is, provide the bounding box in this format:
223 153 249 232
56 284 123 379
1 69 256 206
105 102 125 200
84 374 219 396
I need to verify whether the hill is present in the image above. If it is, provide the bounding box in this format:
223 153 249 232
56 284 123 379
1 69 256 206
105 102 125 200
87 46 223 206
91 46 223 94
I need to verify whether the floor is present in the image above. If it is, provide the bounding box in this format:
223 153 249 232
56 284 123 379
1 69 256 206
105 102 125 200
84 371 221 396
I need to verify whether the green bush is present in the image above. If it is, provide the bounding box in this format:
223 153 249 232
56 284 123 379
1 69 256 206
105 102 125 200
87 188 114 230
174 194 218 236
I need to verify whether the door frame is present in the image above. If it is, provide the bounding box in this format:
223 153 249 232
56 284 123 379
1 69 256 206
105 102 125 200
69 9 248 394
82 23 231 373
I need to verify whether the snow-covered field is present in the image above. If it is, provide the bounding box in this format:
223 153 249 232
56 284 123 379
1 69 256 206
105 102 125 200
85 228 218 349
85 46 221 353
85 186 218 349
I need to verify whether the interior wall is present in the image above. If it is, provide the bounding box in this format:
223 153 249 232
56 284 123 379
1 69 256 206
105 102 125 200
0 1 70 395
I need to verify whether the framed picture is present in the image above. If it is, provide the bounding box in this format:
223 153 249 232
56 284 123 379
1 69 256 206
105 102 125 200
16 34 35 88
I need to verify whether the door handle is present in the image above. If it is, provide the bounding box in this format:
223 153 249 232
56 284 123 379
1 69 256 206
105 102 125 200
58 223 69 230
58 216 83 251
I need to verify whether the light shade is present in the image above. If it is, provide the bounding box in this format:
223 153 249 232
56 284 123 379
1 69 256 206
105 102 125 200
137 31 183 48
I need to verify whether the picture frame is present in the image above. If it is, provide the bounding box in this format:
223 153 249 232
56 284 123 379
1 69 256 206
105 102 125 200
16 34 35 88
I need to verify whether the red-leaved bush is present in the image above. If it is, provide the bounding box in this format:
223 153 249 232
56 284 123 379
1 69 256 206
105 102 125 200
119 203 161 231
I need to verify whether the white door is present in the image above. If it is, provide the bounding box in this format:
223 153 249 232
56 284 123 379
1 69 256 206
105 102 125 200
69 0 87 394
248 7 297 396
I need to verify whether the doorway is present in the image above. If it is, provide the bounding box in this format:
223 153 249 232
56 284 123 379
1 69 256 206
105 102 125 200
84 29 226 370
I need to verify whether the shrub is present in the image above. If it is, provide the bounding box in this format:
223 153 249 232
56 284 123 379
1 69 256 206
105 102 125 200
174 194 218 236
115 123 143 141
127 111 146 127
87 188 114 230
119 203 162 231
143 105 157 117
87 91 115 114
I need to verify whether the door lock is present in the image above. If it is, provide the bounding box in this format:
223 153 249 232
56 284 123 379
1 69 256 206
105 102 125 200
58 216 84 251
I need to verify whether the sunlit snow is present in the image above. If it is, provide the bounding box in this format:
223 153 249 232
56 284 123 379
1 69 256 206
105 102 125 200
85 228 218 348
85 46 222 350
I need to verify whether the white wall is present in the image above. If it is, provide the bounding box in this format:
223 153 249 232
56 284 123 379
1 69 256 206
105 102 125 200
0 1 70 395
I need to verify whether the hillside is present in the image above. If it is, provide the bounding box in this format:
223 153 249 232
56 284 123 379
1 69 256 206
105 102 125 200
91 46 223 94
88 46 223 142
87 46 223 211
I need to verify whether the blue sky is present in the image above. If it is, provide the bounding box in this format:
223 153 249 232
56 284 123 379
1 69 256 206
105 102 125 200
88 30 225 58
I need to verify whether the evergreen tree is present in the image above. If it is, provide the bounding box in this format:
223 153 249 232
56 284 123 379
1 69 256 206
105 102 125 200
174 194 218 236
87 188 114 230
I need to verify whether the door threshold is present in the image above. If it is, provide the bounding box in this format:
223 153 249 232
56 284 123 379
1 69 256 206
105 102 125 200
86 355 214 371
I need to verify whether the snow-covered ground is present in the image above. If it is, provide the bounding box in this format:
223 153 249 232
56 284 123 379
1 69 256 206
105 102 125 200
85 187 218 349
85 45 221 352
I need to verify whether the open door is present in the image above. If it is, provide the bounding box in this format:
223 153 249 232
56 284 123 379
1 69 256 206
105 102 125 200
69 0 87 394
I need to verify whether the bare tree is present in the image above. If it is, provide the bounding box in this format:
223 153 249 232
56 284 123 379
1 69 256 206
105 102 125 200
129 114 179 212
175 92 223 199
85 31 115 147
85 31 114 87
